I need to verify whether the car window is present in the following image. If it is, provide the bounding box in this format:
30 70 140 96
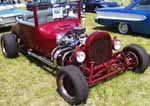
132 0 150 11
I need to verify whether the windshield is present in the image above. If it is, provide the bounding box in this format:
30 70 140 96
50 0 79 19
132 0 150 11
52 4 78 19
33 1 78 25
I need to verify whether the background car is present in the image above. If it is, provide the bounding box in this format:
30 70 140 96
85 0 120 12
95 0 150 34
26 0 52 11
26 0 120 12
0 0 26 28
26 0 82 11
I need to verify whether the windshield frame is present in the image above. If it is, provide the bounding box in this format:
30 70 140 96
32 0 80 26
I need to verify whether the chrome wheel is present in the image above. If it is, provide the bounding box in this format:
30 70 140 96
118 22 129 34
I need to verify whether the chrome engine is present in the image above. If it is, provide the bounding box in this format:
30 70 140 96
58 26 87 47
51 26 87 66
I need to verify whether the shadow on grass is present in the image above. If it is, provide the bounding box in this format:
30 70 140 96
93 26 150 38
0 27 11 34
20 50 56 76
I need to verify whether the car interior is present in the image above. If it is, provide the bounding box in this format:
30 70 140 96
17 9 53 27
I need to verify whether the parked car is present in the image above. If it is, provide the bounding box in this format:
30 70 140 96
85 0 120 12
1 1 149 105
26 0 119 12
95 0 150 34
0 0 27 28
26 0 52 11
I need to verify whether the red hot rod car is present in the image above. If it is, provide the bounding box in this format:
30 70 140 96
1 0 149 105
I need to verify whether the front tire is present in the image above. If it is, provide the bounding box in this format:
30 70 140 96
118 22 130 34
123 44 149 73
1 34 18 58
56 65 88 105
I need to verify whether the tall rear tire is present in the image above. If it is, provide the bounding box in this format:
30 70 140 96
56 65 88 105
123 44 149 73
1 34 18 58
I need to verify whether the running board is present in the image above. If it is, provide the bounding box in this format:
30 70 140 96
27 51 57 68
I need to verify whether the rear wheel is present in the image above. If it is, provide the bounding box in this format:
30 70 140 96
123 44 149 73
1 34 18 58
118 22 131 34
56 65 88 105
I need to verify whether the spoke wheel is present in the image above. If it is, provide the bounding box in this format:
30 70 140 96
124 51 139 70
123 44 149 73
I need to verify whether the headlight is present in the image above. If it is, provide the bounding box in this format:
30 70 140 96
76 51 86 63
113 40 121 50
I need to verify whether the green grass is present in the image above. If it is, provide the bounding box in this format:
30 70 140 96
0 7 150 106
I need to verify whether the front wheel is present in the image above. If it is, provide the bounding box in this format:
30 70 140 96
118 22 131 34
123 44 149 73
56 65 89 105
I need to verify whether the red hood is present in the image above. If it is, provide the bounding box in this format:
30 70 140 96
36 18 80 55
39 18 80 38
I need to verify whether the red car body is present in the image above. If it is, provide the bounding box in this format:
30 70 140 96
1 0 149 105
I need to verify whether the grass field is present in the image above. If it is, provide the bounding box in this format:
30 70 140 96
0 1 150 106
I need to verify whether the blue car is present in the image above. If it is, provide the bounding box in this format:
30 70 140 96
95 0 150 34
85 0 120 12
0 0 26 28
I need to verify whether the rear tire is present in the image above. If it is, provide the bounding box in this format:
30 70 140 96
56 65 88 105
123 44 149 73
1 34 18 58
